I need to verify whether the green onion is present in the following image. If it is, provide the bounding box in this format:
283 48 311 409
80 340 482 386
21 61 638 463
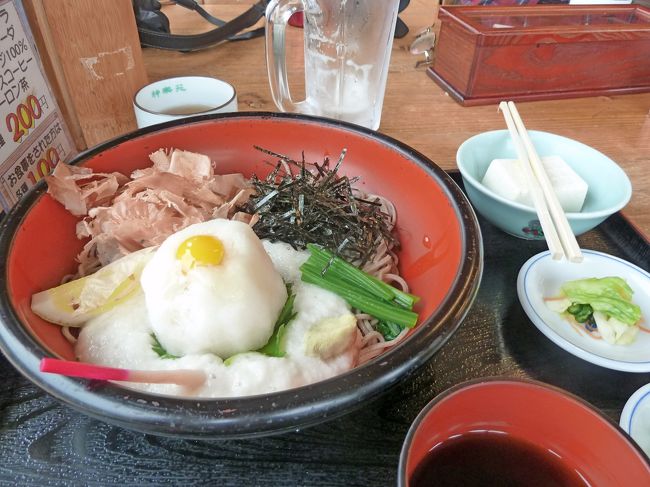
300 245 420 337
305 244 419 309
301 268 418 329
305 244 393 300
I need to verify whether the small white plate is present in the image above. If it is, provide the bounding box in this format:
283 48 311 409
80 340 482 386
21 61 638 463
517 250 650 372
620 383 650 457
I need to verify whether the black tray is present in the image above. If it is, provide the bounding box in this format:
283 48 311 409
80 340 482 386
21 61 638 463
0 171 648 486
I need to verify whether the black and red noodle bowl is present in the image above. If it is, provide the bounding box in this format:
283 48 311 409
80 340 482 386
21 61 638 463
0 113 482 438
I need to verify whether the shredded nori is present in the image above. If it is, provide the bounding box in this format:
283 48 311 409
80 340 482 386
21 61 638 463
242 147 399 265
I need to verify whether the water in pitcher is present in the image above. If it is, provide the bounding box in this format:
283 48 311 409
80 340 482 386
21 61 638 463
266 0 399 129
304 57 376 128
301 0 398 129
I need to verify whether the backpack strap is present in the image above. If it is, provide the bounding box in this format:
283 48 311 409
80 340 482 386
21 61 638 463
135 0 268 52
135 0 410 51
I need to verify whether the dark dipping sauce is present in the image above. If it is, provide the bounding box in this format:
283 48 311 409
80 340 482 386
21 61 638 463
410 432 589 487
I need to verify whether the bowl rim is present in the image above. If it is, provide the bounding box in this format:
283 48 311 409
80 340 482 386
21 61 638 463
456 129 632 219
0 111 484 439
621 382 650 434
397 376 650 486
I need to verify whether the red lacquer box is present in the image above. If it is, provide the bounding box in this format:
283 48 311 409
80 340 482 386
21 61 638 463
428 5 650 106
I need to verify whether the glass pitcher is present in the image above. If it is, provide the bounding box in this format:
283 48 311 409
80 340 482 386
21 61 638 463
265 0 400 130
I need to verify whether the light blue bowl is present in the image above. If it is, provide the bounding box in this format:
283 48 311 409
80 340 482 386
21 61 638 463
456 130 632 239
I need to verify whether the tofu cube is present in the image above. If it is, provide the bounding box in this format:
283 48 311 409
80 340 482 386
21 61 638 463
481 158 528 203
481 156 588 213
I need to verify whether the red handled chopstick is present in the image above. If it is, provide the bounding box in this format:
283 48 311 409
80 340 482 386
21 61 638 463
40 358 206 388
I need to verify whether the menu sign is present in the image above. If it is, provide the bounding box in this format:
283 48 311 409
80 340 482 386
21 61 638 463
0 0 74 212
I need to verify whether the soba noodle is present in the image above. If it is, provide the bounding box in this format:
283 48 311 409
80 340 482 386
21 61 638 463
354 194 410 364
51 162 410 371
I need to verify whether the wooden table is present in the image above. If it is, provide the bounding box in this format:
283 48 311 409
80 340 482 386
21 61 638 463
1 2 649 485
143 0 650 239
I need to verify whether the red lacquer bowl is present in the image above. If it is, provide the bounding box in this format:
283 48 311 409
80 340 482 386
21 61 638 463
0 112 482 438
399 378 650 486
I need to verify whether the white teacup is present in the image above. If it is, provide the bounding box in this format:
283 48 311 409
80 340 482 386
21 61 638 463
133 76 237 128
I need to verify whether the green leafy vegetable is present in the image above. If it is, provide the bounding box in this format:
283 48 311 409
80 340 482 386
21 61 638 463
304 244 418 308
150 333 179 359
567 303 594 323
301 269 417 329
561 277 641 326
300 245 419 332
256 285 297 358
376 321 405 341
